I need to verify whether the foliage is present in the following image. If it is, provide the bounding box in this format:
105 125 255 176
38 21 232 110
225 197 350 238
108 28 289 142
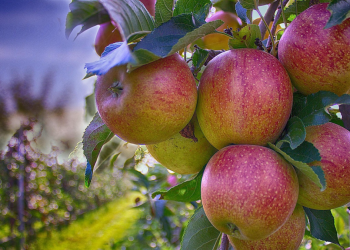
0 121 127 248
64 0 350 249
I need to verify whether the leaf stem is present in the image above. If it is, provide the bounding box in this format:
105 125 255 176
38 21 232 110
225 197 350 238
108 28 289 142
280 0 288 28
256 7 276 55
215 31 234 38
258 1 280 40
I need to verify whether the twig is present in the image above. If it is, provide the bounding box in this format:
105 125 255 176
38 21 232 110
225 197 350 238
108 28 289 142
219 234 230 250
267 0 289 55
258 0 280 39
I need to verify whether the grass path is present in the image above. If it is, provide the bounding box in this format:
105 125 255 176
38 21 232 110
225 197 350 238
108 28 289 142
29 192 143 250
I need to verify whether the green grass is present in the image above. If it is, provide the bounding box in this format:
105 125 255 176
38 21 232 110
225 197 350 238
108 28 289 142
29 192 143 250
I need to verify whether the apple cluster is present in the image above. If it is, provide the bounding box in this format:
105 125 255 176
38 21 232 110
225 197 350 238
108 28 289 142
93 2 350 249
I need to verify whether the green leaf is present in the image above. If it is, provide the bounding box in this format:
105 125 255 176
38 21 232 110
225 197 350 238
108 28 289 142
228 24 261 49
191 47 209 76
277 0 332 25
83 112 115 167
100 0 155 42
238 0 256 10
277 0 310 25
123 156 136 169
295 91 350 127
180 206 221 250
65 0 109 39
131 49 162 67
325 0 350 29
304 208 340 246
279 141 321 164
109 153 121 167
85 41 136 75
268 142 326 191
291 92 307 117
280 116 306 150
235 2 251 24
155 0 175 27
83 113 115 187
133 14 223 58
95 138 121 170
152 167 204 202
128 168 150 189
85 161 93 187
84 92 96 118
173 0 212 20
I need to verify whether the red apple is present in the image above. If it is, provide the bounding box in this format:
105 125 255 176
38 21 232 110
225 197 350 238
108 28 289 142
278 3 350 96
201 145 299 240
228 204 306 250
203 11 242 50
95 22 123 56
146 114 217 174
297 122 350 210
196 49 293 149
95 53 197 145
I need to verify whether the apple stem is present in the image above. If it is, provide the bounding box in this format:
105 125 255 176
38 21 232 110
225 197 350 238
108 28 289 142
227 222 239 235
258 1 279 40
219 234 230 250
280 0 288 29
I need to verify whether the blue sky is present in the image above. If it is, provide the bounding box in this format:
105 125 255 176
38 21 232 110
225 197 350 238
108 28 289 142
0 0 100 109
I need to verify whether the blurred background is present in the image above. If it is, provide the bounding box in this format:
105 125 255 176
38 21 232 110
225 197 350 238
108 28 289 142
0 1 349 250
0 0 99 153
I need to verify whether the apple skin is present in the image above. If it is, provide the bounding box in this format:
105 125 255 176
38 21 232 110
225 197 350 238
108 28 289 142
297 122 350 210
95 22 123 56
146 114 217 175
95 53 197 145
228 204 305 250
201 145 299 240
278 3 350 96
203 11 242 50
196 48 293 149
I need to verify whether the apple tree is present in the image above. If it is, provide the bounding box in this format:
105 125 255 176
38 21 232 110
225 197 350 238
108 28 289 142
66 0 350 249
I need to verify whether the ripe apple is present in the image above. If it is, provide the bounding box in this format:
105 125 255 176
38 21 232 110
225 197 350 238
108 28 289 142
297 122 350 210
95 22 123 56
202 11 242 50
228 204 306 250
278 3 350 96
201 145 299 240
196 48 293 149
95 53 197 145
146 114 217 175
